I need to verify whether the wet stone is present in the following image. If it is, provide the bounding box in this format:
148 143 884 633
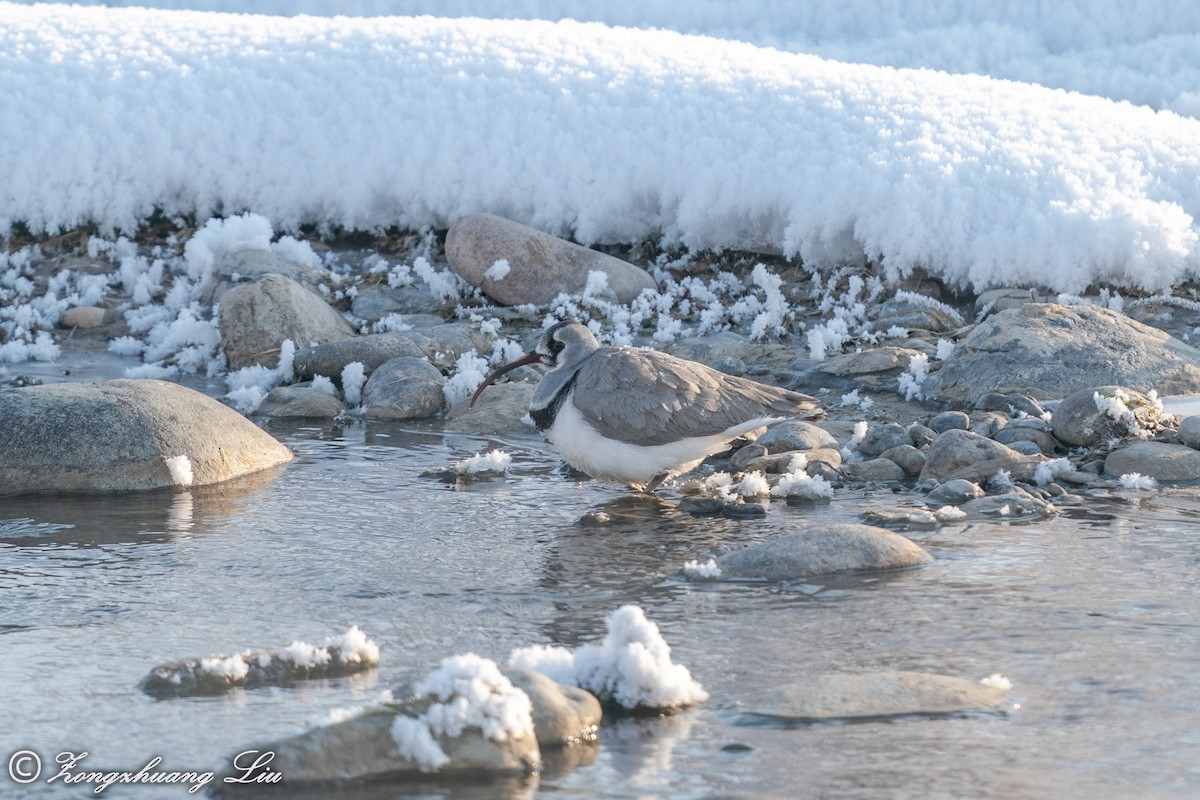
679 497 725 516
1179 415 1200 450
256 383 347 417
361 357 445 420
716 524 932 580
739 672 1009 722
925 479 985 506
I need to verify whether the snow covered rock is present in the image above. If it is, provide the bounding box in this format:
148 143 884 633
256 383 347 418
715 524 932 580
445 213 657 306
504 668 601 747
140 626 380 698
361 357 445 420
218 274 356 370
293 325 486 380
230 656 540 786
445 381 533 435
739 671 1011 722
1051 385 1175 447
934 304 1200 404
509 605 707 714
918 429 1030 483
0 379 292 495
1104 442 1200 482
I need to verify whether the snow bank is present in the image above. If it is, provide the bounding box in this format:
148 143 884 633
2 2 1200 293
509 604 707 711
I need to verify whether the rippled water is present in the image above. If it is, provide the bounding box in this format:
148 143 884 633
3 417 1200 799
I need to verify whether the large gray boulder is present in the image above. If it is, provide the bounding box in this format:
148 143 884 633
716 524 931 580
933 304 1200 403
740 671 1010 722
219 273 356 370
0 379 292 495
445 213 656 306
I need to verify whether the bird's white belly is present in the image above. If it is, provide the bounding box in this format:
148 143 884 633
544 397 773 488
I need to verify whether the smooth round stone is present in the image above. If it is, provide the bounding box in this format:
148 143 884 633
218 273 356 370
755 421 839 453
361 356 445 419
908 423 937 449
1104 441 1200 482
739 671 1009 722
0 379 292 495
928 411 970 434
1005 440 1045 456
1177 415 1200 450
505 668 601 746
716 524 931 580
445 212 656 306
858 422 911 457
256 383 347 417
918 429 1027 483
842 458 908 483
879 445 927 477
730 443 768 469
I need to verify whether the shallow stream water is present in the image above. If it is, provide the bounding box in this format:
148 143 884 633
3 407 1200 799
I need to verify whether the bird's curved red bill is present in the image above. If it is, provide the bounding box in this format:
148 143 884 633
469 352 544 407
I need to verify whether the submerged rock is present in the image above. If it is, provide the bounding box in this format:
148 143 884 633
445 212 656 306
739 671 1010 722
716 524 932 580
219 273 356 370
0 379 292 495
934 303 1200 403
140 626 379 698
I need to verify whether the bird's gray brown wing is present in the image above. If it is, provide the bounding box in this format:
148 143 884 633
571 347 823 447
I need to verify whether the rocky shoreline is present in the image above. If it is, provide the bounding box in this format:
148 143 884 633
5 212 1200 508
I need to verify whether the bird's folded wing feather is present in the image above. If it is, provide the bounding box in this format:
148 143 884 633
572 348 821 447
